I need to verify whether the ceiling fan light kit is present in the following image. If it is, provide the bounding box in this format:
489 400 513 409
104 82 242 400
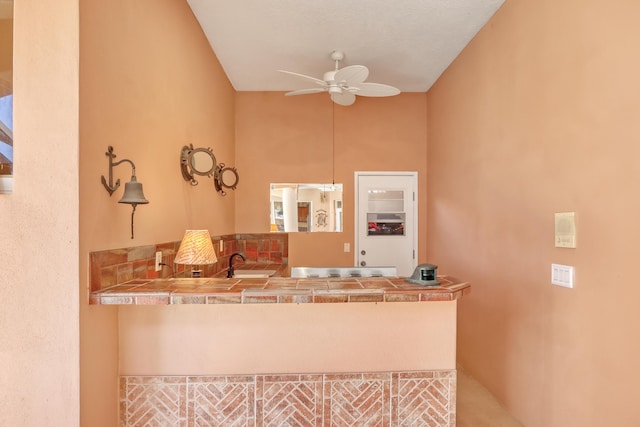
279 51 400 106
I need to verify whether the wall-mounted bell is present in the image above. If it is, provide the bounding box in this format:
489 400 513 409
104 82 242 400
101 146 149 239
118 175 149 205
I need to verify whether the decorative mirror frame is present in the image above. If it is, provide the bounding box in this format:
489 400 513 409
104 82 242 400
214 163 239 196
180 144 216 186
180 144 239 196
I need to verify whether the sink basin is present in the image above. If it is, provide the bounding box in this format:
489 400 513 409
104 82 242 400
233 269 277 278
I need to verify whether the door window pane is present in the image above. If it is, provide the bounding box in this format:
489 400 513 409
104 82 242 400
367 189 403 212
367 213 405 236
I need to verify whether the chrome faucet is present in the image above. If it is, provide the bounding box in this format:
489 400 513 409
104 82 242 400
227 252 246 278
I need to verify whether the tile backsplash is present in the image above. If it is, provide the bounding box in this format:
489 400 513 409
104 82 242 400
89 233 288 292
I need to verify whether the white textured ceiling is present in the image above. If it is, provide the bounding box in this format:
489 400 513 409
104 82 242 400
186 0 504 93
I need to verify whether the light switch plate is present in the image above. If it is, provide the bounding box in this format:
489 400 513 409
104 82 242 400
555 212 576 248
155 251 163 272
551 263 574 288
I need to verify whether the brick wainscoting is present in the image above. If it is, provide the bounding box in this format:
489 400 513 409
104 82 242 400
120 370 456 426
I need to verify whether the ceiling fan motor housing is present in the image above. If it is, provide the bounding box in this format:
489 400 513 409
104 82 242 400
323 71 343 94
323 70 337 81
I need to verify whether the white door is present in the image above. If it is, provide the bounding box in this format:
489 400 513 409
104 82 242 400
355 172 417 277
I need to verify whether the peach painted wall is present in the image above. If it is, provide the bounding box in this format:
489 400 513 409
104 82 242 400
0 0 80 425
427 0 640 426
235 92 428 268
117 92 440 386
119 302 457 375
79 0 235 425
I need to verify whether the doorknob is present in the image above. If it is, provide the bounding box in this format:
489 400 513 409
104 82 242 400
361 250 366 255
360 261 366 266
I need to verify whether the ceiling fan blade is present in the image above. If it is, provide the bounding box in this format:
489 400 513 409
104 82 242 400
331 91 356 106
278 70 327 87
285 88 327 96
352 82 400 97
334 65 368 85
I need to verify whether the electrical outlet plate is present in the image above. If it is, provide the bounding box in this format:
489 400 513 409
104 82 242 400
551 263 574 288
155 251 163 272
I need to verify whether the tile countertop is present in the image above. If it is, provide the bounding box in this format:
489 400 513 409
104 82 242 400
89 275 470 305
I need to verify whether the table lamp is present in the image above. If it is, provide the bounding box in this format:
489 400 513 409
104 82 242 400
174 230 217 277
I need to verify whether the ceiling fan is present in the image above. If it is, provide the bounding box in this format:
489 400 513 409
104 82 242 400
278 51 400 106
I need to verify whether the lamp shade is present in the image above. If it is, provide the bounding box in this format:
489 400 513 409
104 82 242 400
174 230 217 266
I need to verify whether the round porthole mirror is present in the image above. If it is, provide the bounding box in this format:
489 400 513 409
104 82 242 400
190 148 216 176
180 145 217 185
214 164 239 196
